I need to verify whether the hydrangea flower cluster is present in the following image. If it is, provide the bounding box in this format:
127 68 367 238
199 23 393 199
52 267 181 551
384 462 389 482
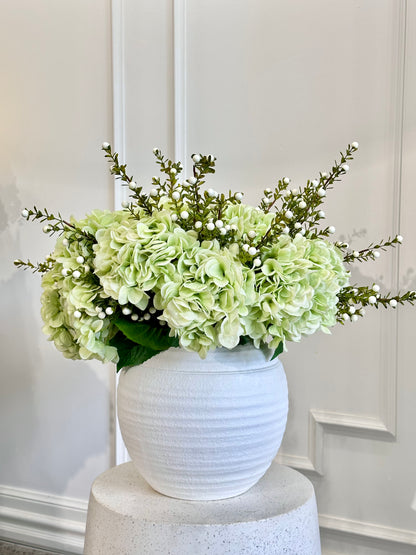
15 143 416 369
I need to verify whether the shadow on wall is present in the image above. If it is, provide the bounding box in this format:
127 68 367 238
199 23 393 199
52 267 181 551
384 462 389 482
0 173 111 499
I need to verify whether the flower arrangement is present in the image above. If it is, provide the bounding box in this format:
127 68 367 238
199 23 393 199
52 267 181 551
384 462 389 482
15 143 415 370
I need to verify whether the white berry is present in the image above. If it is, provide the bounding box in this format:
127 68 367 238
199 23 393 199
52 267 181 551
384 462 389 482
248 246 257 256
74 310 81 319
21 209 29 218
192 154 201 163
235 192 243 201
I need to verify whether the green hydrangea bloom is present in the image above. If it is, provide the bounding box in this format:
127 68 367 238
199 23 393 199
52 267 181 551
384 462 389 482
224 203 275 240
242 235 349 348
40 210 121 364
93 210 198 310
155 240 246 357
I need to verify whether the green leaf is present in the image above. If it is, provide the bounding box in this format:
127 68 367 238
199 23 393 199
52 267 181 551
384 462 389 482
114 318 179 351
109 332 161 372
271 342 284 360
238 335 253 345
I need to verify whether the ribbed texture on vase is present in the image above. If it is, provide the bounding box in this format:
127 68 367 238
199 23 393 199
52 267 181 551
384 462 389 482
117 346 288 500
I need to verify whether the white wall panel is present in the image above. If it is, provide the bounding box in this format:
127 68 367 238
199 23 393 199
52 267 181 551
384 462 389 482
121 1 416 553
0 0 113 504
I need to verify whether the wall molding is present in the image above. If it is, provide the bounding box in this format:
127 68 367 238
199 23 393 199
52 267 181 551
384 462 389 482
0 485 87 554
111 0 128 209
320 513 416 549
277 408 396 476
173 0 188 172
111 0 130 467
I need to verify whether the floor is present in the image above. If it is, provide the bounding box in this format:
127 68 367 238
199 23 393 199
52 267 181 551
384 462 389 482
0 542 60 555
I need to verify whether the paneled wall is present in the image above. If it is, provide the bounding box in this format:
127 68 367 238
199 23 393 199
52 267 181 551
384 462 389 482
118 1 416 554
0 1 114 553
1 1 415 554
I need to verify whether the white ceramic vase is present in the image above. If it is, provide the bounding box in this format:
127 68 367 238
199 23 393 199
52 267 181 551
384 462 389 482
117 344 288 500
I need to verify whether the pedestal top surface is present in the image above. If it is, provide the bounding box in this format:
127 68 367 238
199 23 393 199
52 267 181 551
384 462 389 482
91 461 314 525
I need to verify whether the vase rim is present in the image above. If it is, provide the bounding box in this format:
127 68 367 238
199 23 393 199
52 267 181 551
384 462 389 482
123 344 281 374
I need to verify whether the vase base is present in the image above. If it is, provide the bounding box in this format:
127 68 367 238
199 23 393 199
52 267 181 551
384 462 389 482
147 478 263 501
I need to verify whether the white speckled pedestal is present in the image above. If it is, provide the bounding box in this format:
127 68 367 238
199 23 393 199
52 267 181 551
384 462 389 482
84 462 321 555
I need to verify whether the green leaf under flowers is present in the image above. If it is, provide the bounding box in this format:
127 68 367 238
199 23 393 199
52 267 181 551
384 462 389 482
238 335 253 345
109 332 161 372
271 342 284 360
114 318 179 351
